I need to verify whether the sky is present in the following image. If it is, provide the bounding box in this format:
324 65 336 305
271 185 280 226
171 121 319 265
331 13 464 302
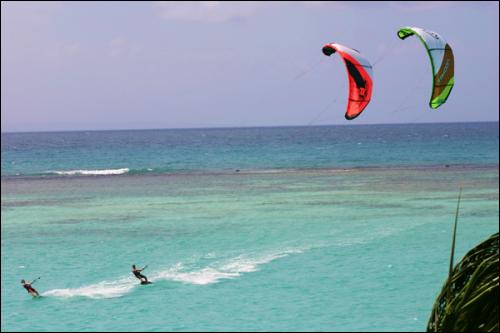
1 1 499 132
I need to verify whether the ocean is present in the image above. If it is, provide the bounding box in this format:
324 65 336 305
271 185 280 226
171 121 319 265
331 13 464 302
1 122 498 332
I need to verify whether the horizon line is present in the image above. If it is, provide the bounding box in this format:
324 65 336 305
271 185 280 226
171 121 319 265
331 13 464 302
1 120 498 135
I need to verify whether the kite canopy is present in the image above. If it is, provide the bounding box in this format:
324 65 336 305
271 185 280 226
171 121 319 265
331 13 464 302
397 27 455 109
322 43 373 120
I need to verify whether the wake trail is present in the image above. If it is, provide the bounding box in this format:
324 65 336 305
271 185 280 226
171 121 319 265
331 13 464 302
41 247 307 299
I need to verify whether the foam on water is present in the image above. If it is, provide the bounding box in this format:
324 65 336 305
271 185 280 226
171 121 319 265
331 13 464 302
42 248 306 299
50 168 130 176
153 248 304 285
43 277 136 299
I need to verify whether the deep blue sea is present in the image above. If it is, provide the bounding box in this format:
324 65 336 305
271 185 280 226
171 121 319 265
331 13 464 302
1 123 499 332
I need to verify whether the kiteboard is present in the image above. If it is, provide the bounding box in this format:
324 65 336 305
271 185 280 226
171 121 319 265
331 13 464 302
140 281 152 285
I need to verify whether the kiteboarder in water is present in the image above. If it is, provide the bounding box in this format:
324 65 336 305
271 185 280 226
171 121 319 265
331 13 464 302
132 264 150 284
21 278 40 297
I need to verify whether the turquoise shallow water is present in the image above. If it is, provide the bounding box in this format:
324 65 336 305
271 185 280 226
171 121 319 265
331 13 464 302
1 123 499 331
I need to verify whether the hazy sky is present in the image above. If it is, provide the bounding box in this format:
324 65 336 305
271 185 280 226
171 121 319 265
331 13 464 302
1 1 499 132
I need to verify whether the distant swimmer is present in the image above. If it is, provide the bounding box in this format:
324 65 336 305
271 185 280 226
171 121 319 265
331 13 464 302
132 264 150 284
21 278 40 297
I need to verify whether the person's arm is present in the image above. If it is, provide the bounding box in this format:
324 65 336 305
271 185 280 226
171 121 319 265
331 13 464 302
30 277 41 285
142 265 148 271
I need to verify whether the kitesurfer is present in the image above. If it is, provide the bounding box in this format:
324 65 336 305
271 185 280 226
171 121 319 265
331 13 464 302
21 278 40 297
132 264 149 283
